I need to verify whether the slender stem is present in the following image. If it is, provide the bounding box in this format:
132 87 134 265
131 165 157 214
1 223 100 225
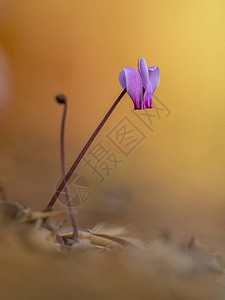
46 88 126 209
43 223 65 245
57 95 79 240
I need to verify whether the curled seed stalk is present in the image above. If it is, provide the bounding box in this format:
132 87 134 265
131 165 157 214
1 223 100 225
55 94 79 241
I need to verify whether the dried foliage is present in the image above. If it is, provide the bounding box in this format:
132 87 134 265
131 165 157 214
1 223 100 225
0 201 225 300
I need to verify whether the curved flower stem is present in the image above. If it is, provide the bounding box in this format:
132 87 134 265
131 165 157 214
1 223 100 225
56 94 79 241
43 223 65 245
46 88 126 210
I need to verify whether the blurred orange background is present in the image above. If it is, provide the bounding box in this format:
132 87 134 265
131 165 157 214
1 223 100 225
0 0 225 241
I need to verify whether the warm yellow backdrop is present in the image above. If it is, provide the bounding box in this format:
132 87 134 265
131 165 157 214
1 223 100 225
0 0 225 239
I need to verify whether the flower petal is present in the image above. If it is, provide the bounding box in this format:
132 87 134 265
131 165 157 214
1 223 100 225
137 58 140 73
143 81 153 109
140 58 149 89
148 66 160 93
123 67 143 110
119 70 126 89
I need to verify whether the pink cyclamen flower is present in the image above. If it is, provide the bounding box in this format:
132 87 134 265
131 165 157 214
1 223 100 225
119 58 160 110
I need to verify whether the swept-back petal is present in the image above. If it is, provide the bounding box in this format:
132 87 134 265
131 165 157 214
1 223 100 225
143 81 153 109
119 71 126 89
123 67 143 110
148 66 160 93
140 58 149 89
137 58 140 73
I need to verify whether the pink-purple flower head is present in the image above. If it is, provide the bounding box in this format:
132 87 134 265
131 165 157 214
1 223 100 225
119 58 160 110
